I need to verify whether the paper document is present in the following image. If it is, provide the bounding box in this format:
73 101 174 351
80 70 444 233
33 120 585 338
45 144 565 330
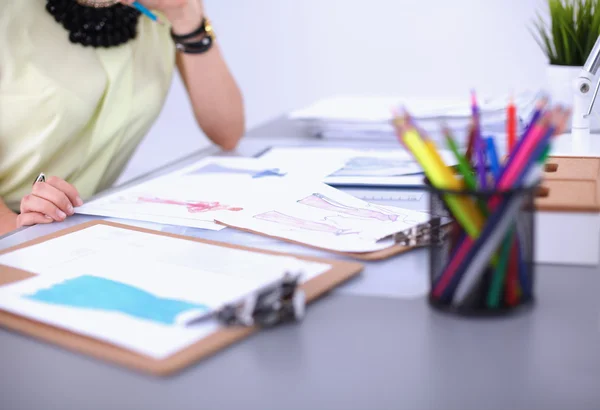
289 92 539 141
216 183 432 253
0 224 331 359
75 157 295 230
259 147 457 187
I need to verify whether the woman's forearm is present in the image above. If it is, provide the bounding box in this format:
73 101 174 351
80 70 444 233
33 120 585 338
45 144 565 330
176 45 245 151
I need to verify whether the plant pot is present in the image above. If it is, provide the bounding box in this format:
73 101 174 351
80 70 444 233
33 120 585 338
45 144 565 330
546 64 600 132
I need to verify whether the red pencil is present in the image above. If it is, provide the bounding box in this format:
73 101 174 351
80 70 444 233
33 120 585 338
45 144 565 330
505 238 520 306
507 97 517 154
465 120 476 163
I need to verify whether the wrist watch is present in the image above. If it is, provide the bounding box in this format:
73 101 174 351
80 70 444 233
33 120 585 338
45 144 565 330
171 17 216 54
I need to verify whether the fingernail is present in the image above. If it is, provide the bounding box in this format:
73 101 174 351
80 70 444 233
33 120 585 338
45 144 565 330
57 210 67 220
75 196 83 207
67 204 74 215
45 215 53 220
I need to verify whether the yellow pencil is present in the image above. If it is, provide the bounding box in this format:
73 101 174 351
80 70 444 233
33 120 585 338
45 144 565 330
402 128 484 238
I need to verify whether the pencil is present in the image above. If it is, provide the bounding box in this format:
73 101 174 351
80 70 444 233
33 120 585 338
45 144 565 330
131 1 164 24
397 119 484 238
443 125 477 191
471 91 487 189
485 137 501 182
507 96 517 153
486 230 513 308
520 97 548 146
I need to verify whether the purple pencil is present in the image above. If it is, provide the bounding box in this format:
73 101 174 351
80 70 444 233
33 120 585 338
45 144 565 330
471 91 487 189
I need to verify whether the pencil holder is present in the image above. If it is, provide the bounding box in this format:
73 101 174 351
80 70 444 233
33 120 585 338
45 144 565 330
426 182 538 316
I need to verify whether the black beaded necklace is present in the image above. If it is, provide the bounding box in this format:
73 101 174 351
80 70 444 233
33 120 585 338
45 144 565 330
45 0 141 48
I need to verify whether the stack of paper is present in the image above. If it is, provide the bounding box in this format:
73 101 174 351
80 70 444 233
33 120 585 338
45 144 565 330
259 147 458 188
289 92 541 142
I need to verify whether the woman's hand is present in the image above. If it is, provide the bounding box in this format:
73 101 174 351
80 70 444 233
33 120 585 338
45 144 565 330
120 0 205 35
17 176 83 228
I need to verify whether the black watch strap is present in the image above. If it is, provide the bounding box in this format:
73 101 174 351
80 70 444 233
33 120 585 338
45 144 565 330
175 35 213 54
170 17 207 42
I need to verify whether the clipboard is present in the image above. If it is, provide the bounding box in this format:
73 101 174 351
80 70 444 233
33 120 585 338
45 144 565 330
216 218 439 261
0 220 363 376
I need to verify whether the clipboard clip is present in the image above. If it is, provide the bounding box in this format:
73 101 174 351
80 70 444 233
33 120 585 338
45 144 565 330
215 272 305 328
382 217 446 246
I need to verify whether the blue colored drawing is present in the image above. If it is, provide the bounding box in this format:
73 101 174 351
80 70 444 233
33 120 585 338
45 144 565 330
188 163 286 178
24 275 208 326
330 156 417 177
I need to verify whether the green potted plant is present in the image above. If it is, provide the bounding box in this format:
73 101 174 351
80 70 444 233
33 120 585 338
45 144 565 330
532 0 600 125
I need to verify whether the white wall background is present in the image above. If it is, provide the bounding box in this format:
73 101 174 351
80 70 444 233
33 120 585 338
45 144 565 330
118 0 550 183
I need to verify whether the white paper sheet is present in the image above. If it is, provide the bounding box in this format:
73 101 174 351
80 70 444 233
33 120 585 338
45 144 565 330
216 183 432 253
75 157 297 230
0 224 331 359
288 93 539 122
259 147 457 187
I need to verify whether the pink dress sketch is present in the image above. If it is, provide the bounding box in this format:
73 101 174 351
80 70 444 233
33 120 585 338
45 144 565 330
254 211 359 236
297 193 400 222
136 197 243 214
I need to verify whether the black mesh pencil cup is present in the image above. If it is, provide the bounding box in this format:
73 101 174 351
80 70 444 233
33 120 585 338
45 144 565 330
426 183 538 316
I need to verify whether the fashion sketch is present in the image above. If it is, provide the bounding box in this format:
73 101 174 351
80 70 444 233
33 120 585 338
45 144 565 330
188 163 286 178
254 211 359 236
136 197 243 214
297 193 401 222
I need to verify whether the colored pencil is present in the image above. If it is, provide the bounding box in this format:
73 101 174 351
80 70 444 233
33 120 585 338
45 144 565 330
507 97 517 153
396 116 485 238
485 136 501 182
520 97 548 145
486 230 514 308
471 91 487 189
443 126 477 191
131 1 164 24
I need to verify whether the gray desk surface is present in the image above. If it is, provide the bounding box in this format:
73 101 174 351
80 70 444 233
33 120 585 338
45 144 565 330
1 118 599 410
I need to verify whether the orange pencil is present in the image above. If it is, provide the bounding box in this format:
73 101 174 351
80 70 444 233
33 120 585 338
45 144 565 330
507 97 517 153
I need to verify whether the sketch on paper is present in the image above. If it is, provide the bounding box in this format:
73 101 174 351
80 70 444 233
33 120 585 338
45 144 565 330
330 156 420 177
24 275 208 326
254 211 360 236
135 196 243 214
297 193 415 223
187 163 286 178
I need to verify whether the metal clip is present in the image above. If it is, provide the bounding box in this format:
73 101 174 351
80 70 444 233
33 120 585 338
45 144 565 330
215 272 305 328
390 217 447 246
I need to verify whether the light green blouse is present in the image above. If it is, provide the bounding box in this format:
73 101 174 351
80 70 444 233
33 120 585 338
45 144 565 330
0 1 176 211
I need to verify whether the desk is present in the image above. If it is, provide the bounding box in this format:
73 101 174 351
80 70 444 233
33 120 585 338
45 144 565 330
1 117 599 410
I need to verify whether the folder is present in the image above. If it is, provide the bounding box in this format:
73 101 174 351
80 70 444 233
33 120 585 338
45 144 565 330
0 221 363 376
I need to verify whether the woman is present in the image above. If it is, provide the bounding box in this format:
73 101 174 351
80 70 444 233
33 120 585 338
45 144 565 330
0 0 245 234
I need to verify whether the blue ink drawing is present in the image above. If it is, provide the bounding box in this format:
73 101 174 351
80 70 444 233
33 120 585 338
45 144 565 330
188 163 286 178
24 275 208 325
331 156 417 177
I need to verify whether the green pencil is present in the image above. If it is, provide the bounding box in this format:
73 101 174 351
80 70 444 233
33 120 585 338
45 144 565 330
486 228 514 308
442 127 477 191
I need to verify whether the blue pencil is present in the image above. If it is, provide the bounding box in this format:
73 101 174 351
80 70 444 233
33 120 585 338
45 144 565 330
132 2 164 24
485 137 501 182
